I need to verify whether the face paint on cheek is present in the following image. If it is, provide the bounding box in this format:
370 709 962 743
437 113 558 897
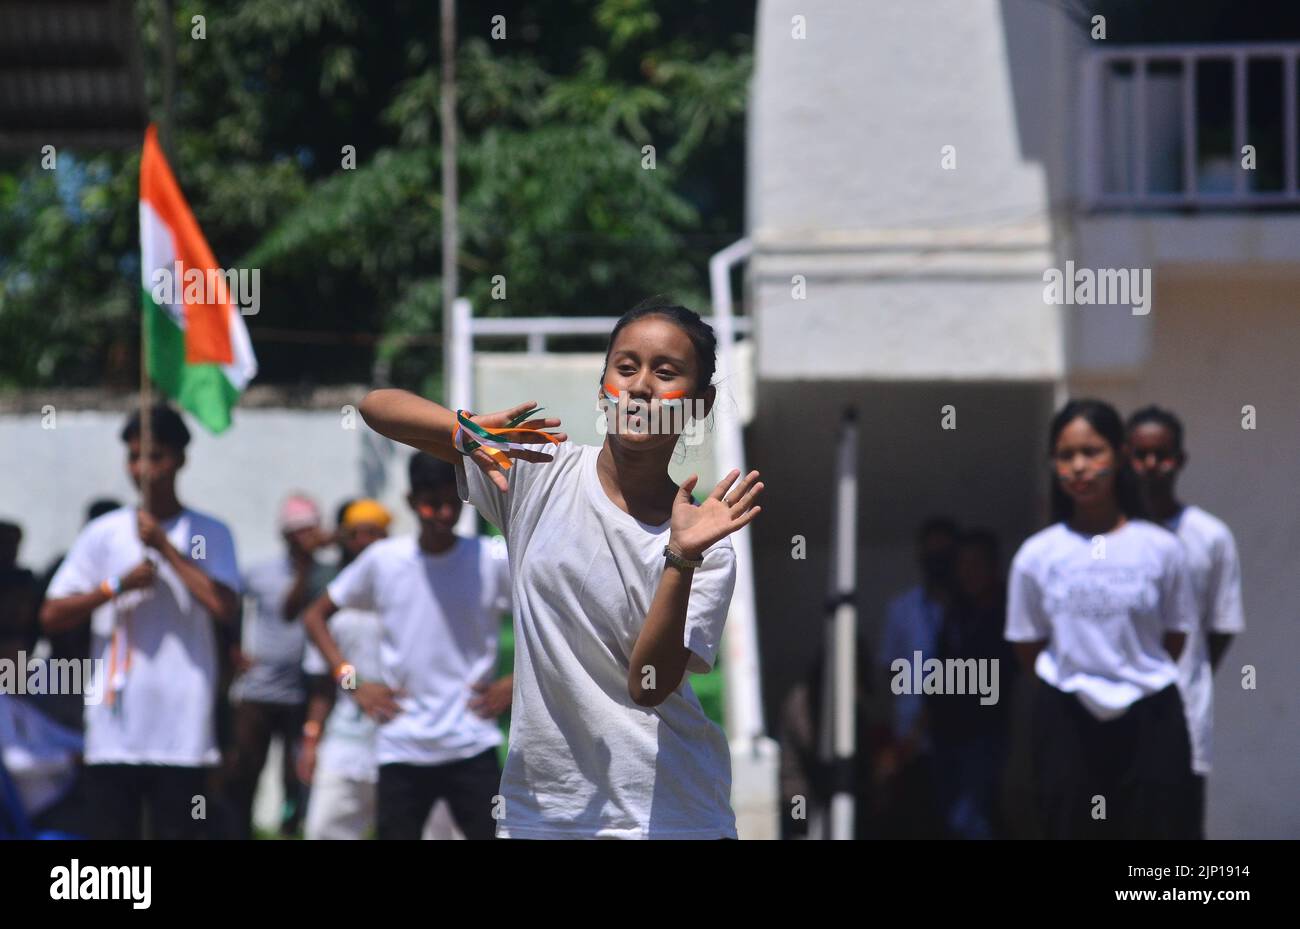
416 504 436 520
1054 463 1111 489
604 384 691 435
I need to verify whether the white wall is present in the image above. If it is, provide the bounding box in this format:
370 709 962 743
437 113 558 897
753 276 1064 381
1067 215 1300 374
1070 271 1300 840
751 0 1053 234
748 0 1063 381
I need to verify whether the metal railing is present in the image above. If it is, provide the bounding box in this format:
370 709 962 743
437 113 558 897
1083 43 1300 208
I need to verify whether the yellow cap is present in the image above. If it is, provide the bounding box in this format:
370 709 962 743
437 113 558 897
341 499 392 529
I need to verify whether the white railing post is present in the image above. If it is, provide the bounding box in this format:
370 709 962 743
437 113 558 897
709 236 780 840
829 409 858 840
451 297 478 537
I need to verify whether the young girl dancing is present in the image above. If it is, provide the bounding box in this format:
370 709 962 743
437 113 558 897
357 299 763 839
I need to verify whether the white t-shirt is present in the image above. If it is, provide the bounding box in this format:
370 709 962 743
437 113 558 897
1005 520 1197 721
455 440 738 839
45 507 240 766
1164 506 1245 775
232 556 332 705
302 607 382 782
326 534 510 767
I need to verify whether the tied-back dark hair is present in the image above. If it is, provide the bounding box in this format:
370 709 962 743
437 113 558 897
1048 398 1144 524
600 296 718 394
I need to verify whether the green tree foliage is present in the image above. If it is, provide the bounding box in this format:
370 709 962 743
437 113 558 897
0 0 753 394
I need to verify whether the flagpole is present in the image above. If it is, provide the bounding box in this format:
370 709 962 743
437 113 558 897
141 0 177 515
139 322 153 514
158 0 176 160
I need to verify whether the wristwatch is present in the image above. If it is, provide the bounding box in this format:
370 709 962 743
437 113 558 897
663 544 703 570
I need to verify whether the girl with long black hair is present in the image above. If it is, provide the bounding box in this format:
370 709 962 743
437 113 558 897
1004 399 1198 839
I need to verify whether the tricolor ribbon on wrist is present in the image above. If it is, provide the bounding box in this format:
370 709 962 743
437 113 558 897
453 407 561 470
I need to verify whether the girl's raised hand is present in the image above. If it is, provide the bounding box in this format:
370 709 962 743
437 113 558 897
668 469 764 560
468 401 568 493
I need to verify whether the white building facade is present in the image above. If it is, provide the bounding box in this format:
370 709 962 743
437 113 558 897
746 0 1299 839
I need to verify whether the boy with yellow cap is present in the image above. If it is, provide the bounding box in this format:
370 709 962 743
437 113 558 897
298 499 391 839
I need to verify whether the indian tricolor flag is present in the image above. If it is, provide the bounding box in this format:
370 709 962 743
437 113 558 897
140 124 256 433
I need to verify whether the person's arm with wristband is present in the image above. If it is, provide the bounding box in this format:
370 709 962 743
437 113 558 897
136 510 238 625
297 676 335 785
303 590 401 723
302 591 348 685
359 391 567 493
40 560 157 635
627 468 763 708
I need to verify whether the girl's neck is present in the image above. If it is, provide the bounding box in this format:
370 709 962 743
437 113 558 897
598 440 678 512
1068 500 1126 536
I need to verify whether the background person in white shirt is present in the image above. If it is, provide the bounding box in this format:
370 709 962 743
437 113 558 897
40 404 241 840
303 455 513 839
298 498 390 840
1005 399 1198 839
357 298 764 839
1126 405 1245 839
225 494 333 839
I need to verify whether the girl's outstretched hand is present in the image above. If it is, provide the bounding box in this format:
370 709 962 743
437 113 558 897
668 469 764 560
468 401 568 493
